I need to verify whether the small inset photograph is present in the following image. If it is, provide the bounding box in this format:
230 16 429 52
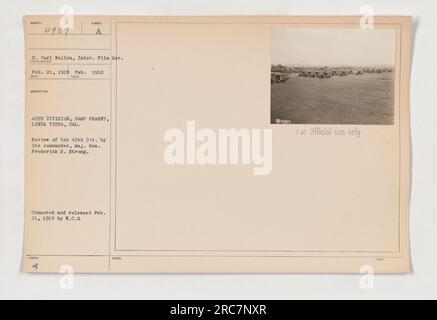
271 28 396 125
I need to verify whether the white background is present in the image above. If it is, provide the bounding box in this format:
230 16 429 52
1 0 436 300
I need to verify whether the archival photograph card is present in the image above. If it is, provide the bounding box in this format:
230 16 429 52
23 16 412 273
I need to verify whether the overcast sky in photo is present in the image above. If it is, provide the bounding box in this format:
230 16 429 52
271 28 396 67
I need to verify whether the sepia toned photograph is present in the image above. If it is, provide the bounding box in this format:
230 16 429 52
271 28 396 125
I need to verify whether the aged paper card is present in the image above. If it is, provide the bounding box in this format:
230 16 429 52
24 16 412 273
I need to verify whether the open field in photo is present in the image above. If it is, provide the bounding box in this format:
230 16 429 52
271 72 395 125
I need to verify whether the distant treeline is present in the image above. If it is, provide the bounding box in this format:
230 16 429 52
271 64 394 80
272 64 394 74
271 64 293 73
